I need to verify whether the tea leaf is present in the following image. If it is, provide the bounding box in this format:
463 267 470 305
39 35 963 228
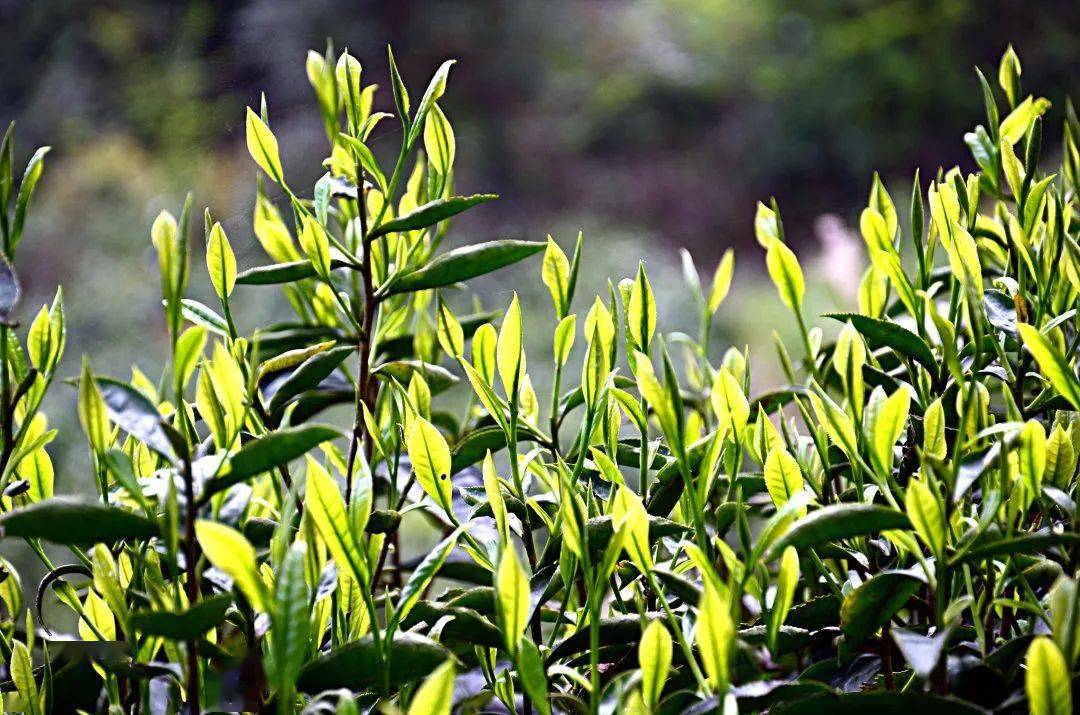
130 594 233 639
1019 323 1080 411
841 570 923 647
766 238 804 313
496 546 529 654
298 633 450 694
370 194 495 238
0 498 158 544
708 249 735 313
206 222 236 299
407 659 455 715
305 457 370 587
406 416 453 510
203 424 340 499
640 620 672 711
195 520 270 612
766 504 910 559
246 107 284 182
385 239 544 295
824 313 937 373
1027 636 1072 715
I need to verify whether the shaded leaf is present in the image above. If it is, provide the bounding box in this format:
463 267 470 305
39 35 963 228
0 498 158 544
297 633 450 694
386 240 544 295
130 593 233 640
370 194 496 238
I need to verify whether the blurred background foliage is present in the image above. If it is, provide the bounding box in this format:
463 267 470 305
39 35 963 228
1 0 1078 488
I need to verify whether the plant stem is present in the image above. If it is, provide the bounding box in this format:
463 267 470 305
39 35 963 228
181 456 200 715
345 173 375 506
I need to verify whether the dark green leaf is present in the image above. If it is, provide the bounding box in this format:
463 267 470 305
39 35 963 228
840 570 923 647
202 424 340 500
766 504 911 560
404 602 503 648
369 194 496 238
0 498 158 544
129 594 233 639
950 531 1080 567
550 613 662 660
297 633 450 694
372 360 458 394
450 425 542 475
385 239 544 295
268 345 354 414
236 257 354 285
771 692 987 715
824 313 937 374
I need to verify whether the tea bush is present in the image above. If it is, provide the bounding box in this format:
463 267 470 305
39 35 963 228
0 44 1078 714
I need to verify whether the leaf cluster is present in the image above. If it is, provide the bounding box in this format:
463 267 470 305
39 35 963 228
0 44 1078 715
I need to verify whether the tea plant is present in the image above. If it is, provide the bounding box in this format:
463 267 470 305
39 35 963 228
0 44 1078 715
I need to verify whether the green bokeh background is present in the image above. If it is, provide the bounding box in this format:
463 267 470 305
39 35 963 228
1 0 1078 599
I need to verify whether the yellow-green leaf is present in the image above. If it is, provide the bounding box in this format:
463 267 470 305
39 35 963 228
1019 419 1048 495
639 619 672 711
407 659 456 715
611 484 651 573
767 546 799 652
300 216 332 281
78 358 111 454
304 457 371 588
708 249 734 313
472 322 498 385
809 390 857 459
496 546 530 654
1000 95 1051 146
833 321 866 408
436 298 464 357
496 293 524 397
1046 424 1077 489
553 314 576 366
483 450 509 543
905 478 946 558
9 641 38 715
1019 323 1080 411
407 416 453 510
697 580 734 694
764 447 805 515
246 107 284 182
923 398 947 459
711 367 749 438
424 103 456 178
581 322 609 408
754 201 779 247
870 387 911 478
206 222 236 299
628 261 656 351
766 238 804 313
196 520 270 612
1027 636 1072 715
541 236 570 317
